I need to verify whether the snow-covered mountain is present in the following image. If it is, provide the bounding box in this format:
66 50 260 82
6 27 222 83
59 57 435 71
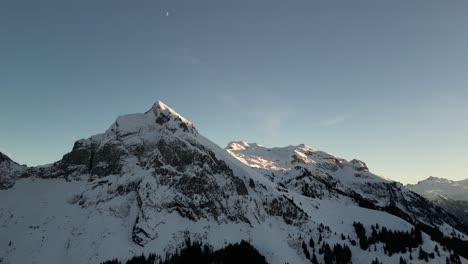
407 177 468 202
1 101 467 264
226 142 466 231
0 152 26 189
407 177 468 228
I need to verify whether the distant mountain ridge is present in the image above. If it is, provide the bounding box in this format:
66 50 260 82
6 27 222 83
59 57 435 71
407 176 468 228
0 101 467 264
407 176 468 201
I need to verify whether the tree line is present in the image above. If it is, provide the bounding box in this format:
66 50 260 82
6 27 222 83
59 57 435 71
100 239 267 264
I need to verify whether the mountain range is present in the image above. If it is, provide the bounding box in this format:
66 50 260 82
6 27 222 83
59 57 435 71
407 177 468 229
0 101 467 264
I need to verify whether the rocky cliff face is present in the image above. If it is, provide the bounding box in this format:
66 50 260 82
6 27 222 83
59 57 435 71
1 101 467 264
227 142 468 234
4 101 309 248
0 152 26 189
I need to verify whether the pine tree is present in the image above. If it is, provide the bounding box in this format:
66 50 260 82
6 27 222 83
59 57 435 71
302 241 310 259
399 256 407 264
309 238 315 249
418 246 429 261
311 253 318 264
435 244 440 256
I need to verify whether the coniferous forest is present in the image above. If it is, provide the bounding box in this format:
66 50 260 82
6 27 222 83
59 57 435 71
100 239 267 264
353 222 462 264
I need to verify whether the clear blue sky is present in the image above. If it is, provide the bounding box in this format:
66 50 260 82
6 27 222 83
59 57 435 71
1 0 467 184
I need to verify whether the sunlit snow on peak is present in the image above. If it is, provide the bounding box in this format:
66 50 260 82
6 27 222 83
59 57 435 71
148 100 194 128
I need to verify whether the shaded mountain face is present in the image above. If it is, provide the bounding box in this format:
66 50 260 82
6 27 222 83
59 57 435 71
0 152 26 189
432 198 468 228
407 177 468 228
1 101 467 264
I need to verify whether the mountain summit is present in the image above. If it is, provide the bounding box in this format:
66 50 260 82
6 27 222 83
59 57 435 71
407 176 468 201
0 101 467 264
407 176 468 228
145 100 196 134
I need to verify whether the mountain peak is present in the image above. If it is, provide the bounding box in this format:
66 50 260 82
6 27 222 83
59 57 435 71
226 141 262 150
427 176 441 180
423 176 451 184
0 152 21 166
3 100 468 264
407 176 468 202
103 100 197 139
146 100 195 130
0 152 12 163
150 100 171 112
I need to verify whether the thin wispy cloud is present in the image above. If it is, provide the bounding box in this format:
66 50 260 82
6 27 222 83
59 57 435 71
256 109 293 135
176 48 202 66
160 48 203 66
217 88 295 138
320 114 351 127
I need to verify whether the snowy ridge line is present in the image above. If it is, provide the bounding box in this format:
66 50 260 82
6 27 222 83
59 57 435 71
0 100 467 264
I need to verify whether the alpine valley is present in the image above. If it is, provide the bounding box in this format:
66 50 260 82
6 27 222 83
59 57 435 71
0 101 467 264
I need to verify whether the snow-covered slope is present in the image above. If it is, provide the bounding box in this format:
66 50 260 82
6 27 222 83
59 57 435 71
407 176 468 201
1 101 467 264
